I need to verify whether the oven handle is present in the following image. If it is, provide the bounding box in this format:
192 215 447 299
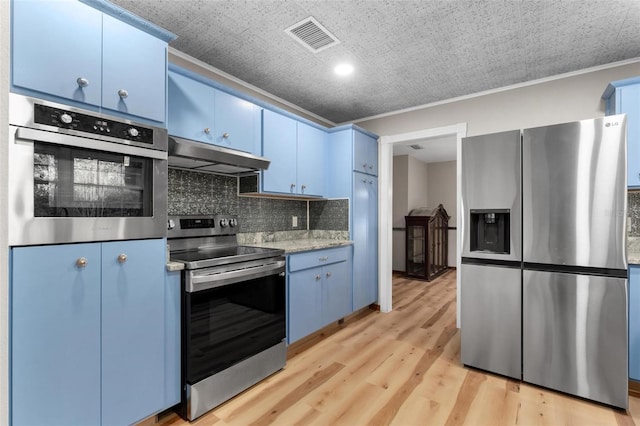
15 127 167 160
187 259 286 293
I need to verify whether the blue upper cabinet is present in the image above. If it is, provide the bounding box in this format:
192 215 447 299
262 109 298 193
12 0 103 107
167 67 262 154
603 77 640 188
101 14 168 123
168 70 216 143
262 109 327 196
297 121 327 196
11 0 175 124
354 130 378 176
214 88 262 153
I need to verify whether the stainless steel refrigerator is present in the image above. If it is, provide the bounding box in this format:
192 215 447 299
461 116 629 409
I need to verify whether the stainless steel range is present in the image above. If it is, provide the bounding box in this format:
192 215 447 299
168 214 286 421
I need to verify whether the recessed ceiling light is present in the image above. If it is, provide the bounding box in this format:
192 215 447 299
334 63 354 76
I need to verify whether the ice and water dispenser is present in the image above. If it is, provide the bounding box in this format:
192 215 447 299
469 209 510 254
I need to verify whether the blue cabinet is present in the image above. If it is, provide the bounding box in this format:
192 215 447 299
631 265 640 381
603 77 640 188
11 239 176 425
327 126 379 311
262 109 327 196
287 246 352 343
11 0 173 123
352 173 378 310
168 68 262 154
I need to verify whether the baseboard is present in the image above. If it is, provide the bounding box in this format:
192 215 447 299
630 379 640 399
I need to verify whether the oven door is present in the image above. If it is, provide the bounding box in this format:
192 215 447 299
8 125 167 246
183 258 286 386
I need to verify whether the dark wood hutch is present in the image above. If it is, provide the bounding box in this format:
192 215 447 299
405 204 450 281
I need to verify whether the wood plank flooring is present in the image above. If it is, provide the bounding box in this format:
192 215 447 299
153 270 640 426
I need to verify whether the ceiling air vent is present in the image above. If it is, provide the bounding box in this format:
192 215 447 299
285 17 340 53
410 144 424 150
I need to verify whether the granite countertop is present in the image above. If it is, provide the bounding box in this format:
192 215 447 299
248 239 353 254
166 261 185 272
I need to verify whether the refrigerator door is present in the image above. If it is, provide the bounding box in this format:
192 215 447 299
523 270 628 409
522 116 627 270
461 263 521 379
461 130 521 262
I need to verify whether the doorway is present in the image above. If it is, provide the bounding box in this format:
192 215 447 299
378 123 467 327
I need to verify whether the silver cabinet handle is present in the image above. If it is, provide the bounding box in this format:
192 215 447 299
204 128 211 134
118 89 128 99
369 180 374 185
362 179 367 183
326 272 332 278
362 162 367 169
117 253 128 263
222 132 229 139
76 77 89 87
291 183 296 191
301 184 306 192
315 274 321 281
319 256 328 261
76 257 88 268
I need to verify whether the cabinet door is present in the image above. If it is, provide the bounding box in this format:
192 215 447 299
631 266 640 381
322 259 352 325
262 109 297 194
297 122 327 196
12 0 102 106
168 71 216 143
11 243 102 426
353 173 378 310
102 14 167 122
165 270 182 407
101 239 166 425
353 131 378 176
214 89 262 154
620 85 640 188
288 267 323 343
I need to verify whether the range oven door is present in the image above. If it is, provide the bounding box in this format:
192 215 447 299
8 125 167 246
183 258 286 386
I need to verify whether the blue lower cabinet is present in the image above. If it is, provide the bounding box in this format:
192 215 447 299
164 270 182 407
630 265 640 381
287 246 353 344
10 239 176 426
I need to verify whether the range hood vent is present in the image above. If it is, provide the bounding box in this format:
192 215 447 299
168 136 270 174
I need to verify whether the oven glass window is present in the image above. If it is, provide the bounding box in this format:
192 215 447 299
34 143 152 217
184 273 285 385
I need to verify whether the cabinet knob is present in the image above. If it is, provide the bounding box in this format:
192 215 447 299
290 183 296 191
315 274 321 281
362 178 367 183
362 162 367 169
118 89 128 99
117 253 128 263
326 272 332 278
76 257 88 268
204 128 211 134
76 77 89 88
222 132 229 139
301 184 306 192
369 180 374 185
369 165 373 170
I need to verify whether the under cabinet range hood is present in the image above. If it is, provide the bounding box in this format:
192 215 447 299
168 136 270 174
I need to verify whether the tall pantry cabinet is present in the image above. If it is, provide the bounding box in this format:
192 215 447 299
328 126 379 310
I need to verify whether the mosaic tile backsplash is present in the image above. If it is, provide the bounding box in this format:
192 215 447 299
168 168 349 234
629 191 640 237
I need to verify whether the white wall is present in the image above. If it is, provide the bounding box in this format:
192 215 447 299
426 161 457 267
407 156 429 212
392 156 409 271
357 61 640 138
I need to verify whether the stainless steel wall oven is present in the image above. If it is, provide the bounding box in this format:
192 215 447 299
168 215 286 421
8 94 168 246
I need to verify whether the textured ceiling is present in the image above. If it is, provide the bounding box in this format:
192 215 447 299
110 0 640 124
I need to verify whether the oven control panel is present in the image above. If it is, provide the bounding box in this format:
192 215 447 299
34 103 154 144
167 215 239 238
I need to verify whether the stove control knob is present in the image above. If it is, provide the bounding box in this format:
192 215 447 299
127 127 139 137
59 113 73 124
229 218 237 227
219 218 228 228
167 219 175 230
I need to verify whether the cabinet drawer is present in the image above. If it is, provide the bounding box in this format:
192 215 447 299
288 246 350 272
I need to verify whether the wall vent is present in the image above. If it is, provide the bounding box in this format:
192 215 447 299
285 16 340 53
410 144 424 150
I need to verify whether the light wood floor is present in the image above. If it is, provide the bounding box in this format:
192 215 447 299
157 270 640 426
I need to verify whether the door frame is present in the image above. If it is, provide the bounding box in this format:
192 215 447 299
378 123 467 327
